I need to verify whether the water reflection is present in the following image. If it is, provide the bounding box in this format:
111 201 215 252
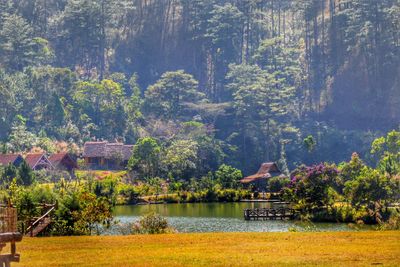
106 202 360 234
114 202 286 218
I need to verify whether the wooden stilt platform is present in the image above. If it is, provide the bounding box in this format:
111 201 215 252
0 206 22 266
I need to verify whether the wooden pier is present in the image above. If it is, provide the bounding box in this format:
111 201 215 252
244 208 295 220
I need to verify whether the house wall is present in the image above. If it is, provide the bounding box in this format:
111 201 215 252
84 157 110 169
84 157 127 170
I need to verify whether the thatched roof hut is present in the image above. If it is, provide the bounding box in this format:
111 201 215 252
240 162 283 191
241 162 281 183
83 141 133 169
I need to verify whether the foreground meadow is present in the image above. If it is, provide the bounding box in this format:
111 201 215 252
15 231 400 266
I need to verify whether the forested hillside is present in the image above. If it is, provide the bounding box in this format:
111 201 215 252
0 0 399 174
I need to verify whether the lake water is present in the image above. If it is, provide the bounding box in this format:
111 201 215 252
107 202 359 234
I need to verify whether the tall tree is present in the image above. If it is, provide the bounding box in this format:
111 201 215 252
144 70 203 120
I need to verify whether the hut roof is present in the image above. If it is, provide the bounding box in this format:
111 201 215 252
49 153 78 169
105 143 124 159
48 153 67 164
83 141 133 161
121 145 134 161
83 142 108 157
0 154 22 166
25 153 52 169
240 162 281 184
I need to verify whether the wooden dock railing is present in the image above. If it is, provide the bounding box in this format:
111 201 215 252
244 208 296 220
25 204 56 237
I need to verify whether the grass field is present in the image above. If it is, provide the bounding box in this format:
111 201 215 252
13 231 400 266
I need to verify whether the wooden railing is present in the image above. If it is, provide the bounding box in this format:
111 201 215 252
244 208 296 220
25 204 56 237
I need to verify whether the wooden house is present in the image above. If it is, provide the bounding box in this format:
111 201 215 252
48 153 78 172
240 162 282 191
0 154 24 167
24 153 53 171
83 141 133 169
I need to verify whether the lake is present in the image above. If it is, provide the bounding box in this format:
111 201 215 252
106 202 360 234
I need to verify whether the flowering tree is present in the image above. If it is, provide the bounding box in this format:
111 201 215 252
284 163 340 211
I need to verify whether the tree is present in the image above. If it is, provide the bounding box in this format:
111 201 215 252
128 137 161 179
206 3 244 100
303 135 316 153
93 176 117 205
25 66 76 133
72 192 113 235
73 79 125 139
17 160 35 186
124 74 143 143
7 116 37 152
285 163 340 211
177 121 224 175
148 177 163 198
54 0 103 76
163 139 199 180
214 164 242 189
226 63 296 169
0 14 35 70
339 152 366 183
344 167 395 209
0 70 31 139
1 163 17 185
144 70 203 120
371 130 400 176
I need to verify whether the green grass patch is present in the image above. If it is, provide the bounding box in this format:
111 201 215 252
75 170 127 181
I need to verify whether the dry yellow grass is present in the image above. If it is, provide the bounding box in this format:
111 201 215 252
14 231 400 266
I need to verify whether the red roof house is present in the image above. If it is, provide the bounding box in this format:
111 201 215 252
25 153 53 171
49 153 78 172
0 154 24 167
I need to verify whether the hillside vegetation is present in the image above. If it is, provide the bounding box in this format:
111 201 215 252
0 0 399 174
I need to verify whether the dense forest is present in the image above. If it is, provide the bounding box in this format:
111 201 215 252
0 0 399 175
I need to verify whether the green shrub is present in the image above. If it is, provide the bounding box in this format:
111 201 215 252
131 212 175 234
117 184 139 204
253 191 259 199
378 210 400 230
217 189 239 202
187 192 202 202
310 205 359 223
204 188 218 202
240 190 252 200
267 176 290 193
160 194 180 203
